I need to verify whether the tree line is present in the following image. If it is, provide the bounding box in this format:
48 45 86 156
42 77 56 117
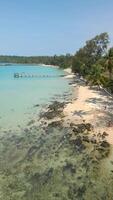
72 32 113 93
0 54 73 69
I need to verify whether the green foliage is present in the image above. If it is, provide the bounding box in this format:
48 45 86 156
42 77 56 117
71 32 113 92
105 79 113 93
72 32 109 75
104 47 113 79
87 64 103 85
0 54 73 69
72 56 84 74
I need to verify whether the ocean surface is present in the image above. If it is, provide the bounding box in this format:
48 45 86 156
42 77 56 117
0 64 70 131
0 65 113 200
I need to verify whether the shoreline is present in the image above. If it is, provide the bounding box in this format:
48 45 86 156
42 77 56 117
0 63 60 68
2 71 112 145
38 75 113 145
63 80 113 145
62 69 113 145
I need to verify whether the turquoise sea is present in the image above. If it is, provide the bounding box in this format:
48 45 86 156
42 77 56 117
0 65 113 200
0 64 70 131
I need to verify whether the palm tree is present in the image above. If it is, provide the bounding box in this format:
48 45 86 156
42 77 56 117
105 48 113 79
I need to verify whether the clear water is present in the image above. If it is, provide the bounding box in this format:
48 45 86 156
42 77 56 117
0 64 70 131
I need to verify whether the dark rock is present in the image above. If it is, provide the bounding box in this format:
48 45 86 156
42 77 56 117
68 183 86 199
27 120 35 126
73 136 86 152
70 122 75 127
68 184 77 199
72 123 93 135
85 123 93 131
63 162 76 174
48 101 65 111
26 145 38 159
77 124 86 133
72 127 80 135
83 136 90 143
31 168 53 186
40 110 61 119
53 193 60 197
74 137 82 145
39 101 66 120
34 104 40 107
15 137 24 145
90 137 97 144
77 176 82 180
48 121 63 128
102 132 109 137
77 185 86 197
100 141 110 148
24 128 30 134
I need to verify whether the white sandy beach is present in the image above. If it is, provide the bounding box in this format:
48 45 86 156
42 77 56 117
63 84 113 144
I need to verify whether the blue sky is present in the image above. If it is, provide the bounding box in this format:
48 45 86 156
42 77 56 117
0 0 113 56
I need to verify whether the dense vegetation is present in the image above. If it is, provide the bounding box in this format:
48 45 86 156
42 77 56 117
72 32 113 93
0 54 73 69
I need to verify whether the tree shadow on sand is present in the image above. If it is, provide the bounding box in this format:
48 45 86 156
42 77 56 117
91 109 113 128
72 110 92 118
89 86 113 100
86 97 113 111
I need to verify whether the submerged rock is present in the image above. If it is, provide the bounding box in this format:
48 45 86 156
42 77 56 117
68 183 86 199
40 110 61 119
34 104 40 107
83 136 90 143
26 145 38 160
27 120 35 126
0 117 112 200
30 168 53 186
63 162 76 174
39 101 65 120
71 136 86 152
72 123 93 135
47 120 63 129
85 123 93 131
48 101 65 111
100 141 110 148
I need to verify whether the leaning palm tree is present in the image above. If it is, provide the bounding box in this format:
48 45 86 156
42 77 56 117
105 48 113 79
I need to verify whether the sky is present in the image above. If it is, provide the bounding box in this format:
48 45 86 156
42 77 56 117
0 0 113 56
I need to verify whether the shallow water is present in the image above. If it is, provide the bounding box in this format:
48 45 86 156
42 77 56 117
0 122 113 200
0 64 70 131
0 65 113 200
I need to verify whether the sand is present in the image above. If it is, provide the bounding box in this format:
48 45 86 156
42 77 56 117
63 84 113 144
64 68 72 74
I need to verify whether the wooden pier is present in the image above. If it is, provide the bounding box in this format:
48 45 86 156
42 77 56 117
14 73 65 78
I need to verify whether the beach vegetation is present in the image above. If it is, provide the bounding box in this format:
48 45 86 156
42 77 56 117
104 47 113 79
0 54 73 69
72 32 113 93
72 32 109 75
